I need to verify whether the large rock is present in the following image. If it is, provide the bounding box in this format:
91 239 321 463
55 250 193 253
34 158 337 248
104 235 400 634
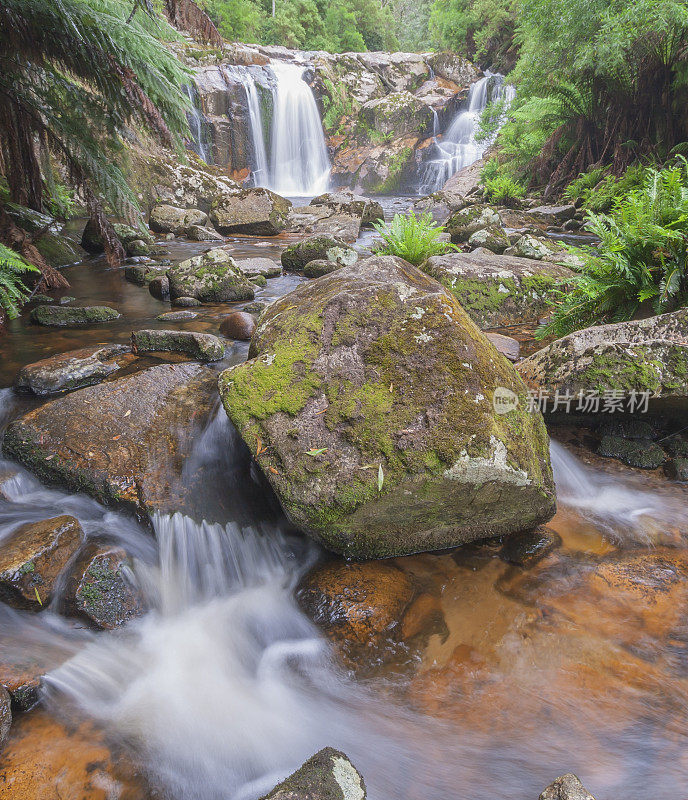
539 774 597 800
149 204 208 234
30 306 120 326
423 251 572 328
442 157 485 197
167 247 254 302
65 544 145 630
131 329 225 362
518 309 688 403
358 91 434 139
209 188 291 235
14 344 130 395
281 235 358 272
3 364 216 515
233 258 282 279
81 219 152 253
219 311 256 341
0 516 84 609
218 255 555 558
530 204 576 224
309 192 384 227
259 748 365 800
426 52 480 86
445 204 502 243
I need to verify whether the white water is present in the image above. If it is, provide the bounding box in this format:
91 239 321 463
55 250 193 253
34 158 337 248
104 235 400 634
183 84 210 163
419 72 515 194
267 61 331 197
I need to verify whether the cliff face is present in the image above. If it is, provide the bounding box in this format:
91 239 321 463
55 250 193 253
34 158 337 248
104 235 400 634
183 41 480 193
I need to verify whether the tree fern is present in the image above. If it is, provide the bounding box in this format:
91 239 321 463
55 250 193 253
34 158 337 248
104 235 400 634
0 244 39 319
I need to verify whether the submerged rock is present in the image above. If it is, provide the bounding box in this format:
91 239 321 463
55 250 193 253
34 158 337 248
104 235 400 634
517 309 688 403
281 234 358 272
167 247 254 303
0 515 84 609
219 255 555 558
219 311 256 341
173 296 202 307
209 187 291 235
156 310 198 321
131 329 225 362
65 544 145 630
14 344 130 395
597 434 666 470
539 773 597 800
30 305 120 326
3 364 216 515
149 204 208 234
499 525 561 567
423 251 572 328
259 748 366 800
124 264 165 285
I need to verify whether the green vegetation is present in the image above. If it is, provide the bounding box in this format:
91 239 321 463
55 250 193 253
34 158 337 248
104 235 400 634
373 212 457 265
483 175 526 206
0 244 39 320
538 159 688 339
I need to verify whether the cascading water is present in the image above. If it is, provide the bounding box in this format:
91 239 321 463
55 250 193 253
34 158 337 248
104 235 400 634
419 71 515 194
266 61 331 197
183 84 210 163
222 66 270 187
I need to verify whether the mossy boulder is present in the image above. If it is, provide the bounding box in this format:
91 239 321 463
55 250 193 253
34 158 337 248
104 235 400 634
166 247 254 302
468 225 509 254
233 257 282 278
149 204 208 234
445 205 501 243
281 234 358 272
125 239 151 257
218 255 556 559
518 309 688 404
423 251 572 328
505 234 559 261
209 188 291 235
30 305 120 326
597 434 666 469
310 191 384 227
131 329 225 362
259 748 365 800
124 264 166 285
357 92 434 139
15 344 129 396
304 259 339 278
0 515 85 609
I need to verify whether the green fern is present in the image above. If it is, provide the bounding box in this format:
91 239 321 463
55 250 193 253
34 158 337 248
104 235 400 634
0 245 39 319
372 212 457 265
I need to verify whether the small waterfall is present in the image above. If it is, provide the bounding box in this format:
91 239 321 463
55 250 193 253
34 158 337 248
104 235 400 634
419 71 515 194
183 84 210 163
222 66 270 187
267 61 330 197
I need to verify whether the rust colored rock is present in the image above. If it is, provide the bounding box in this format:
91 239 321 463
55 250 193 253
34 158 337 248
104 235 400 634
0 515 84 609
219 311 256 341
485 332 521 363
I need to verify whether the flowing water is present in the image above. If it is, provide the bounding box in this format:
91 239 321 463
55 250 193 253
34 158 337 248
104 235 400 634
1 233 688 799
419 72 516 194
182 83 211 163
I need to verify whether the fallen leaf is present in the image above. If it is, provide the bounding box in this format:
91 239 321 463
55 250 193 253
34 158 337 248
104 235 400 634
306 448 328 457
44 455 54 461
378 464 384 492
34 588 42 606
112 435 121 441
124 410 131 417
314 406 329 415
269 466 279 475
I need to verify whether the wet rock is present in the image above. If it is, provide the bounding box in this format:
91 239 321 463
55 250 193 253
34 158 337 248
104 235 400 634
125 239 150 257
539 773 597 800
186 223 224 241
219 311 256 341
209 187 291 235
167 247 254 303
597 418 659 440
148 274 170 300
485 333 520 362
59 295 76 304
156 310 198 321
219 255 556 558
0 655 45 710
234 257 282 278
173 296 202 307
298 561 415 647
517 309 688 405
3 364 216 515
15 344 130 396
281 234 358 272
664 435 688 457
468 225 509 254
259 747 366 800
30 294 54 304
530 205 576 224
310 191 384 227
243 301 268 315
400 592 446 640
250 275 267 288
149 204 208 234
81 219 151 252
505 234 560 261
499 525 561 567
65 543 145 629
426 51 479 86
124 264 165 285
414 190 468 224
30 305 120 326
423 251 572 328
445 205 502 243
303 259 339 278
131 329 225 362
358 91 434 139
0 686 10 751
665 457 688 480
331 136 418 195
0 515 84 609
597 435 666 469
442 157 485 197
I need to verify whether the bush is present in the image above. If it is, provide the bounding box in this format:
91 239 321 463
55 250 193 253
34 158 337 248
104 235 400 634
0 244 39 319
538 159 688 339
562 168 607 203
373 212 457 265
483 175 526 206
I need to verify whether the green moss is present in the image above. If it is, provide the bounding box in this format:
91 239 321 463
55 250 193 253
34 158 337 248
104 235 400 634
370 147 413 194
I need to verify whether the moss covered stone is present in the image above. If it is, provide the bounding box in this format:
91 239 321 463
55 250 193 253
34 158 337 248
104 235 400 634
30 305 120 326
209 187 291 235
131 329 225 362
281 235 358 272
598 435 666 469
219 255 556 559
167 247 254 302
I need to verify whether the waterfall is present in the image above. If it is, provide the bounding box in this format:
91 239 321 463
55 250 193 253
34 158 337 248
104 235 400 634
267 61 330 197
419 71 515 194
182 84 210 163
222 66 270 187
